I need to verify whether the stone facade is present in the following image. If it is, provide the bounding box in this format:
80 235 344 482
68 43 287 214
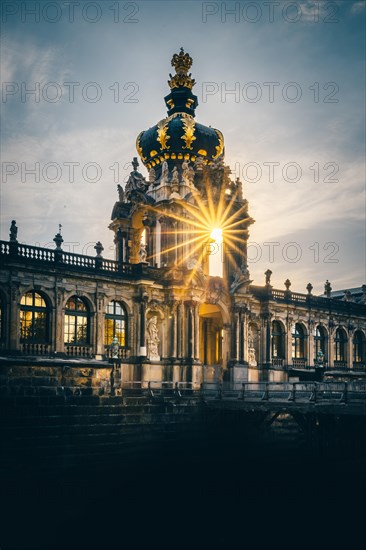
0 50 365 391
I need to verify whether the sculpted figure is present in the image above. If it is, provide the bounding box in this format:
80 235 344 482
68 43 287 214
146 315 160 360
139 242 147 262
161 160 169 184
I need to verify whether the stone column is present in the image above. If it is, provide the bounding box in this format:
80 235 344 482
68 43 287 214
138 296 148 357
9 283 20 351
177 301 184 359
194 303 200 360
222 323 231 367
235 312 240 362
172 304 178 358
286 318 293 368
328 327 334 368
55 285 64 354
266 316 271 368
187 303 193 360
159 216 168 267
347 330 353 369
95 292 105 359
308 323 314 367
238 311 244 362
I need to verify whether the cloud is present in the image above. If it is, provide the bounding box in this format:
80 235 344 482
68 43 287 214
351 2 366 14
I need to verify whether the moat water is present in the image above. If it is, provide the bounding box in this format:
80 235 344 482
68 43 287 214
2 424 366 550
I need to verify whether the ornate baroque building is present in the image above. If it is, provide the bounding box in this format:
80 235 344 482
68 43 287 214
1 49 365 389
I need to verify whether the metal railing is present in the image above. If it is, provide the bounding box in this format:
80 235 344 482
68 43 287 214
201 380 366 404
117 380 366 406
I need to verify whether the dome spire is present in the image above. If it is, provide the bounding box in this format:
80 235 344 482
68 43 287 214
168 47 196 90
164 47 198 117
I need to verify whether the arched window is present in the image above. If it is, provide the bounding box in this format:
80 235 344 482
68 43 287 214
64 296 90 345
105 301 127 348
334 328 347 362
292 323 306 359
353 331 365 364
272 321 285 358
20 291 48 343
314 325 327 360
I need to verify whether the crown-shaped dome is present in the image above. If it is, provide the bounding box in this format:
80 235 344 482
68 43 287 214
136 48 225 171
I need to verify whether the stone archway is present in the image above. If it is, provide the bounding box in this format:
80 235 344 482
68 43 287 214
199 303 224 383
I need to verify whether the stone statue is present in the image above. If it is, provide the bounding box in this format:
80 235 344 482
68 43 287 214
248 327 254 349
161 160 169 184
248 327 257 367
117 184 125 202
125 157 149 202
9 220 18 242
170 166 179 193
139 242 147 263
265 269 272 286
146 315 160 360
111 336 119 359
149 167 156 184
194 157 204 172
230 263 251 292
248 347 257 367
182 160 190 185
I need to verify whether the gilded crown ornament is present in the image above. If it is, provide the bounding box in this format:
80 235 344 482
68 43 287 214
168 47 196 90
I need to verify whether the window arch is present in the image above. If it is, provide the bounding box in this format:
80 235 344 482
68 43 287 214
64 296 90 345
314 325 327 361
104 301 127 348
334 327 347 362
291 323 306 359
272 321 285 359
353 331 365 364
20 291 49 343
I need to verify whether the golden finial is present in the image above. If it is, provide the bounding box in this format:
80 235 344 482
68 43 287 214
168 47 196 90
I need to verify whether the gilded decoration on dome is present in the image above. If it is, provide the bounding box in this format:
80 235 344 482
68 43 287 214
156 118 170 151
168 47 196 90
212 129 224 159
181 113 196 150
136 132 147 162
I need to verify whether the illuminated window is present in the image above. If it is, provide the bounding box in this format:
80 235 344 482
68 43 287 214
20 291 48 343
272 321 285 358
291 323 306 359
334 328 347 362
353 331 365 364
314 325 327 359
64 296 89 345
104 301 127 348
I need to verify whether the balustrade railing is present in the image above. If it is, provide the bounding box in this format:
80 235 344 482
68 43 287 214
332 361 348 370
104 347 130 360
0 240 144 278
20 343 51 356
271 358 285 369
65 345 93 358
292 358 308 369
250 284 366 314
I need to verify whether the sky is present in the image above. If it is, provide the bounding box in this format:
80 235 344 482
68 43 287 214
1 0 365 294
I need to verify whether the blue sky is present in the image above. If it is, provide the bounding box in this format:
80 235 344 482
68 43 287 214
1 0 365 293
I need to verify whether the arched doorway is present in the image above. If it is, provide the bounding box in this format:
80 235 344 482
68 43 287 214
199 303 223 383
